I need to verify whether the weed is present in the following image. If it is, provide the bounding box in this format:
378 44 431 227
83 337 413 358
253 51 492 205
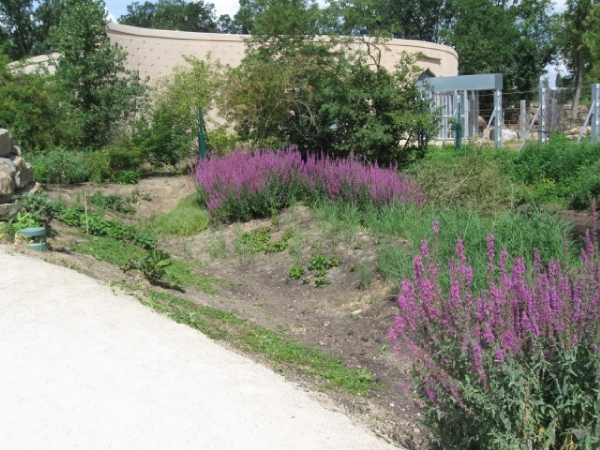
357 262 375 288
288 265 305 279
122 248 183 290
314 277 331 288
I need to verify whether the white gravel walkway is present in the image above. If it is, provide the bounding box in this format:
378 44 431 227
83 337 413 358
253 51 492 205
0 248 398 450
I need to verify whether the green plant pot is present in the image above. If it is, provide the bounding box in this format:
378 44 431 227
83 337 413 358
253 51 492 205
19 227 47 252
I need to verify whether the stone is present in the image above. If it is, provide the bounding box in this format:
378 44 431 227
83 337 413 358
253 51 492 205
0 165 15 197
0 203 12 219
0 157 17 179
0 129 11 157
10 145 21 156
0 194 13 204
10 156 33 188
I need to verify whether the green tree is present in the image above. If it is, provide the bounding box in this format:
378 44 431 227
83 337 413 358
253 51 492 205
223 0 437 165
119 0 218 32
583 3 600 82
51 0 146 149
0 0 65 60
555 0 598 116
0 48 66 150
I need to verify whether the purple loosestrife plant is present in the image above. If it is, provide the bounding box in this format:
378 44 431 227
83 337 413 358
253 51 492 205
194 148 423 222
391 212 600 450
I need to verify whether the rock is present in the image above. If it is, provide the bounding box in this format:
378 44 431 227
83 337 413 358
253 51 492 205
0 158 17 178
10 156 33 188
0 165 15 197
0 129 11 157
0 194 13 204
10 145 21 156
0 203 12 219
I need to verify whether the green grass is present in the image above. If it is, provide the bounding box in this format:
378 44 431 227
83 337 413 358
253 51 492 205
311 200 577 293
142 290 376 395
69 234 220 294
150 192 211 236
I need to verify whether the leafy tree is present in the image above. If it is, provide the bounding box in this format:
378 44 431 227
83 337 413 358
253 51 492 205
0 48 66 150
583 3 600 81
555 0 598 116
118 0 218 32
0 0 65 60
132 55 224 166
51 0 146 149
223 3 438 166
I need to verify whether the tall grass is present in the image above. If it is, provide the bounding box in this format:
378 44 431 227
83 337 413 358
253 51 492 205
313 201 577 293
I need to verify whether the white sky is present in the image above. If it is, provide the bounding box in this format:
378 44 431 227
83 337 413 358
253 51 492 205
104 0 571 87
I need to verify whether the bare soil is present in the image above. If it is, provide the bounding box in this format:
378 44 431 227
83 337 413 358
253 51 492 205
23 175 431 449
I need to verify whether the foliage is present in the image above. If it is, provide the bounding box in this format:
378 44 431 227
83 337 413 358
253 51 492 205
0 50 67 151
118 0 218 32
28 147 91 185
288 265 305 279
0 0 65 60
511 136 600 209
240 226 293 253
132 55 224 167
390 218 600 449
410 146 522 214
122 248 183 290
51 0 146 149
88 192 137 214
224 46 437 163
194 148 424 222
150 193 211 236
10 192 63 228
58 206 156 249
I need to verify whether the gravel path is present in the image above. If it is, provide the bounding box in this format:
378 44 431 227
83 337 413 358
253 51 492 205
0 248 398 450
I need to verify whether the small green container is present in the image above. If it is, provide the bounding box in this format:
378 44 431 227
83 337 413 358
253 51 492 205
19 227 47 252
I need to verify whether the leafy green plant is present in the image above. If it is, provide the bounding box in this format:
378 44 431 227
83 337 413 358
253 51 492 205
288 265 305 279
58 206 156 249
10 192 64 230
89 192 136 214
240 227 293 253
314 277 331 288
122 248 183 290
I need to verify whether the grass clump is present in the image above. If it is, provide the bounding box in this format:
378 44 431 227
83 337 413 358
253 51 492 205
142 290 375 395
150 192 210 237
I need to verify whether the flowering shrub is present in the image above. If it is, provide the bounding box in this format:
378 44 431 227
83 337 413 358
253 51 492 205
391 217 600 449
194 148 424 221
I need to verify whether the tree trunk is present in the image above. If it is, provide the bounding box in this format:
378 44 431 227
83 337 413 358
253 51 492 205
572 48 585 120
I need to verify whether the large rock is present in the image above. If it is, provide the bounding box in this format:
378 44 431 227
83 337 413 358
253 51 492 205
0 129 11 157
11 156 33 189
0 164 15 197
10 145 21 156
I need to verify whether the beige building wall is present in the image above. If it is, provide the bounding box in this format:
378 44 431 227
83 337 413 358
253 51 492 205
107 22 458 82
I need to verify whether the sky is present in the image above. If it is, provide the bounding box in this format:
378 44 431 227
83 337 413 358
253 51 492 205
104 0 569 87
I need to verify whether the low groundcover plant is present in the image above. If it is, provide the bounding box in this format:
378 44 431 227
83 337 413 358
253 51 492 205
391 214 600 449
194 147 424 221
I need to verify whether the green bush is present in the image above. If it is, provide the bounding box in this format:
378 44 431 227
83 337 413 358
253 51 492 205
570 161 600 210
29 147 91 184
132 55 224 167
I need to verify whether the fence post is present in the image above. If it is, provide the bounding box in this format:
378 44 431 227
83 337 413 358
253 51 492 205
539 79 549 145
494 88 502 148
593 84 600 144
198 107 207 160
520 100 527 141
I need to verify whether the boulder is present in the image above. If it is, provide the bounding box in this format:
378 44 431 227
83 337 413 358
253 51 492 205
10 145 21 156
0 164 15 197
11 156 34 189
0 129 11 157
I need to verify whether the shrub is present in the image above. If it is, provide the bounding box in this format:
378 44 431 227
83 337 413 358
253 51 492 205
390 217 600 449
29 147 91 184
194 148 424 221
